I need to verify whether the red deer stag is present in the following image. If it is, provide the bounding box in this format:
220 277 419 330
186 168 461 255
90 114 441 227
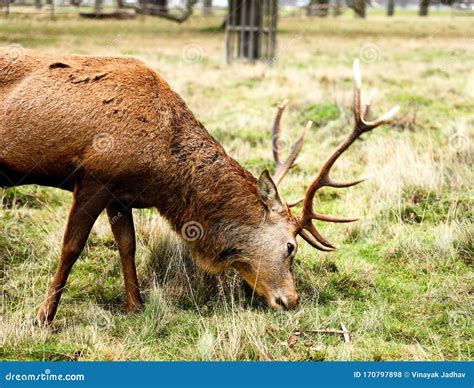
0 48 399 324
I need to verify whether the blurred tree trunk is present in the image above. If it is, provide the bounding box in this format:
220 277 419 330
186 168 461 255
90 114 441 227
387 0 395 15
307 0 316 16
2 0 10 16
95 0 103 13
139 0 168 13
203 0 212 15
151 0 168 13
353 0 366 17
35 0 42 9
307 0 330 16
46 0 54 18
333 0 342 16
419 0 429 15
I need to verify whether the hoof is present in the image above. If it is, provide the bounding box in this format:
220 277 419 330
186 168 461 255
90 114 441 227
33 315 53 328
36 306 55 327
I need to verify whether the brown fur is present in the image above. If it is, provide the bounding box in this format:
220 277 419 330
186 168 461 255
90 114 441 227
1 49 299 324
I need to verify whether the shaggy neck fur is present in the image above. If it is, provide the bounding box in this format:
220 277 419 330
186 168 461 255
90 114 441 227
154 118 266 270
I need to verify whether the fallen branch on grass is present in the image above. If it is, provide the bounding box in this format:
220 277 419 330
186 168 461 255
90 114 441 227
289 323 351 346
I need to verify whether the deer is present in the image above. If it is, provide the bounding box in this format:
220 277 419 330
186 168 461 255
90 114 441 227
0 47 399 325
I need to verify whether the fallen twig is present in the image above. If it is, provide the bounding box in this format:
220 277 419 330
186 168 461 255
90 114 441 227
296 325 351 343
301 329 348 335
340 322 351 343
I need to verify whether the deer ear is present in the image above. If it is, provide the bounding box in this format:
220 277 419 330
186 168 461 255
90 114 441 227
257 170 285 213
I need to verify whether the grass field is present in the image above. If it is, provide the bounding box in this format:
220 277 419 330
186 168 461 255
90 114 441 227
1 9 473 361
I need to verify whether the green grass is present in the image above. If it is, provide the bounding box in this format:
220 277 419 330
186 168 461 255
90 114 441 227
1 11 473 361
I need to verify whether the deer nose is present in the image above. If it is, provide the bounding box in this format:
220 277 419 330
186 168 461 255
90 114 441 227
274 294 299 310
288 295 300 309
274 296 288 309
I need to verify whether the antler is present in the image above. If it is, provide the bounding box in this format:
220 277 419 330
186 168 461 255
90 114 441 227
272 100 313 186
297 58 399 251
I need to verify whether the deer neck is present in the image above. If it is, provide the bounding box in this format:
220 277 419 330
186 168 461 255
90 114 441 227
154 121 264 265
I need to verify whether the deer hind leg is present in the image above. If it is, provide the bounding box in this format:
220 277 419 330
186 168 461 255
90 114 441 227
36 183 111 325
106 202 143 313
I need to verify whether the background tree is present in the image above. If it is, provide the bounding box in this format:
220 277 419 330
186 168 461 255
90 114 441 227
1 0 10 16
307 0 330 17
352 0 366 17
139 0 168 13
333 0 342 16
203 0 212 15
419 0 430 15
95 0 103 14
151 0 168 13
387 0 395 16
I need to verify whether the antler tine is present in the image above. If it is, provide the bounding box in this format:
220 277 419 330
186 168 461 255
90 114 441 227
302 221 337 249
287 196 304 208
353 58 362 124
355 59 401 132
271 100 312 186
272 99 289 166
364 105 400 129
354 59 400 132
296 58 399 251
364 88 377 120
310 212 359 223
299 228 335 252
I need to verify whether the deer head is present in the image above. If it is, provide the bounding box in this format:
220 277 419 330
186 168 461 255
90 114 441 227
222 59 399 309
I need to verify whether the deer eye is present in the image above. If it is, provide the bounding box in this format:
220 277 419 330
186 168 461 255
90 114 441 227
287 242 295 256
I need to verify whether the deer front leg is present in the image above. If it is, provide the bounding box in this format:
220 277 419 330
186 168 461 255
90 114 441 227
36 183 111 325
107 202 143 313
